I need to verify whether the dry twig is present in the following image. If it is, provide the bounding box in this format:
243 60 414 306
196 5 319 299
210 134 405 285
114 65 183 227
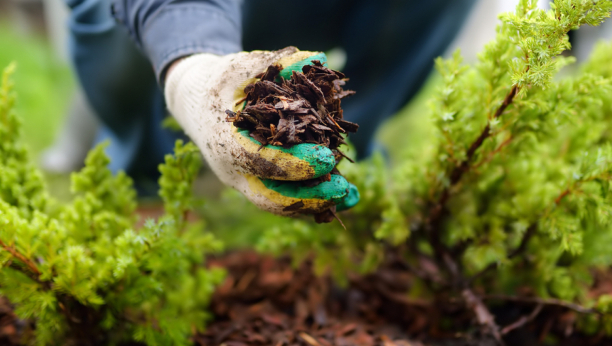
501 303 543 335
463 289 505 344
483 295 604 316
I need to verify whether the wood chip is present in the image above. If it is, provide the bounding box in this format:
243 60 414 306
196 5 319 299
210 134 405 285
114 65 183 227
299 332 322 346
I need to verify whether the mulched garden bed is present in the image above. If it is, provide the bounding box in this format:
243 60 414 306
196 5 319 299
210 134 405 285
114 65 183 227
0 250 610 345
196 251 612 346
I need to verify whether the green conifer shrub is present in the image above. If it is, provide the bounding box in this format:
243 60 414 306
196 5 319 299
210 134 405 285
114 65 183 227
254 0 612 340
0 63 225 345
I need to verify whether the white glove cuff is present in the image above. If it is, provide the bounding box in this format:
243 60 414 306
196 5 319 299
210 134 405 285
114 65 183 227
164 53 223 117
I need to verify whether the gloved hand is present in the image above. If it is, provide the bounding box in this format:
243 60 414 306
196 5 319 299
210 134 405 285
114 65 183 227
164 47 359 216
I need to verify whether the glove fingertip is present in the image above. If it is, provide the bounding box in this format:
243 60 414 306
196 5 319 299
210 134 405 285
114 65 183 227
335 183 360 211
261 174 348 202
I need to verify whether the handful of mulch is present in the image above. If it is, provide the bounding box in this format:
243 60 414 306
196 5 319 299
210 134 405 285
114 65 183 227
226 60 358 224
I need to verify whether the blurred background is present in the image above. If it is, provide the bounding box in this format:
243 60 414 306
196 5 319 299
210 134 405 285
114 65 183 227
0 0 74 159
0 0 611 204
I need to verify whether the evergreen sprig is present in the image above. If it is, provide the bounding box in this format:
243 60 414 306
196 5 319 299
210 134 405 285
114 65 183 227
0 63 49 220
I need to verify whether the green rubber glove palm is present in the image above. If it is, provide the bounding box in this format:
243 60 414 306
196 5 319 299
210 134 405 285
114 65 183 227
165 47 359 216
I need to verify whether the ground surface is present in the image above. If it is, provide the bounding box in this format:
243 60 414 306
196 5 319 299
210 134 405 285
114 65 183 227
0 250 610 345
198 251 428 346
195 252 612 346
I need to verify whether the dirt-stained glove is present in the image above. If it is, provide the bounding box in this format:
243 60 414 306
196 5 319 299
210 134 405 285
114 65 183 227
164 47 359 216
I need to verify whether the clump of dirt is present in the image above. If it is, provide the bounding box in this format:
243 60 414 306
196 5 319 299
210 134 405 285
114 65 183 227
226 61 358 223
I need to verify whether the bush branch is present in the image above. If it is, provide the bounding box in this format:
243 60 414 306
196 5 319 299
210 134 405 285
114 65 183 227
469 177 591 285
441 253 505 345
463 288 505 344
501 303 543 335
472 135 514 170
427 84 520 233
417 84 521 346
423 84 522 289
0 239 41 279
554 188 571 206
482 295 605 316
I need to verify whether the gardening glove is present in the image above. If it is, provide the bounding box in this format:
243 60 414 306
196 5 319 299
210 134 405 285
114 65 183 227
164 47 359 216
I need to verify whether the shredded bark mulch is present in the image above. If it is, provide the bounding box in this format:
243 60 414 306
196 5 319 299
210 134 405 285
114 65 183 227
198 252 612 346
225 61 357 152
0 250 611 345
199 251 429 346
226 61 359 224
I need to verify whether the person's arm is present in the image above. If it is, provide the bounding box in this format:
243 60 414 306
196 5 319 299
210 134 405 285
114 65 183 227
113 1 360 216
111 0 243 84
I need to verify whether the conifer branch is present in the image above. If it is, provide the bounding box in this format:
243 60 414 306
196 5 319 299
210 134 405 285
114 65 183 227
0 238 41 279
419 83 522 346
427 84 521 233
550 170 612 210
472 135 514 170
422 83 523 290
554 188 572 205
468 167 610 284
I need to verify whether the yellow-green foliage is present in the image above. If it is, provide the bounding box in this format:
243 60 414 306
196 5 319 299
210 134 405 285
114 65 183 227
0 63 49 219
0 65 224 345
255 0 612 333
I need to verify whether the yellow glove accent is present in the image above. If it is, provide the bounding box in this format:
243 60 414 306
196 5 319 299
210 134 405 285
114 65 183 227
244 174 332 211
232 130 317 181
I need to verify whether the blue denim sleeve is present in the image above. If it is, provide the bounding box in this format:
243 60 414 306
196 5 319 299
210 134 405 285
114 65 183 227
112 0 243 83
